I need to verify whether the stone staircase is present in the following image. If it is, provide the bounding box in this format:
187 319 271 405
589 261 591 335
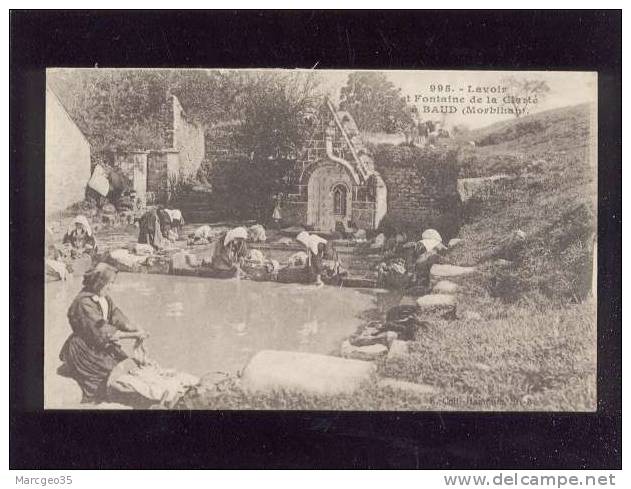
335 246 382 287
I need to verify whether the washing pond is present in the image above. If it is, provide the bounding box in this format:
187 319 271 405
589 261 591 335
45 273 400 380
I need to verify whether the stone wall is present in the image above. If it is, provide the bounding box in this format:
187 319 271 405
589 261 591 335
371 145 460 237
378 164 436 227
351 201 377 230
45 87 91 215
113 151 148 207
113 95 205 206
146 151 169 203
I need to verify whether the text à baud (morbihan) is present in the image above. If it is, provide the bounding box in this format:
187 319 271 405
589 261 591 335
409 84 538 117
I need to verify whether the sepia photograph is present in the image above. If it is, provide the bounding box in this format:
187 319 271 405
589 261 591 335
43 67 598 412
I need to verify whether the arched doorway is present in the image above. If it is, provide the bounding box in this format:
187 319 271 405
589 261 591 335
307 162 353 231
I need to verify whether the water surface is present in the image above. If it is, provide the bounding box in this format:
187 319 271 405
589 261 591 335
46 273 397 377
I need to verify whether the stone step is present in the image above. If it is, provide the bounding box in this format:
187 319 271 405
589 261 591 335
240 350 377 396
416 294 457 319
430 264 477 278
432 280 460 294
341 275 377 288
340 341 388 361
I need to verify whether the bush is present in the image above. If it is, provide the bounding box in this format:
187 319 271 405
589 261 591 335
210 157 294 222
167 169 199 204
195 159 213 185
376 213 408 237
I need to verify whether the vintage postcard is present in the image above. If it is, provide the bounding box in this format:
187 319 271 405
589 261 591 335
44 68 597 411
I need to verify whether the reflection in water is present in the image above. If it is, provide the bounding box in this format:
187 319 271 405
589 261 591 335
165 302 184 317
46 273 390 377
298 320 319 346
230 322 247 336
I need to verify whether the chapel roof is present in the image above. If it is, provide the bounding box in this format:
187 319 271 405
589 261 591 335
324 98 374 181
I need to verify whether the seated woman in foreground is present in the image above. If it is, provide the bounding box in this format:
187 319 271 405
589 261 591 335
59 263 148 403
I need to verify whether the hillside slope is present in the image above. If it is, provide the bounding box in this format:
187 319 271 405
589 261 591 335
457 103 594 179
448 104 597 302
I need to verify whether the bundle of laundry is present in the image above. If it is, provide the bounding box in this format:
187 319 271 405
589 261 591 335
247 224 267 242
107 339 199 409
376 258 410 289
45 258 70 281
286 251 309 267
242 249 280 282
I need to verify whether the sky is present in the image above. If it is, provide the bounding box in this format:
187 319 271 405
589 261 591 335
315 69 597 129
48 68 597 130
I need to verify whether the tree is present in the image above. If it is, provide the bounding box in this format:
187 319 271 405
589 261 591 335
211 71 324 221
339 72 413 133
234 71 322 160
501 76 551 118
47 69 174 153
46 69 251 155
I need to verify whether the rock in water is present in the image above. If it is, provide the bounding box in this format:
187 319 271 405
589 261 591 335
432 280 459 294
416 294 457 319
340 341 388 361
430 264 476 278
240 350 376 395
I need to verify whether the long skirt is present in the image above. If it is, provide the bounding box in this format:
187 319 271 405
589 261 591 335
59 334 128 401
